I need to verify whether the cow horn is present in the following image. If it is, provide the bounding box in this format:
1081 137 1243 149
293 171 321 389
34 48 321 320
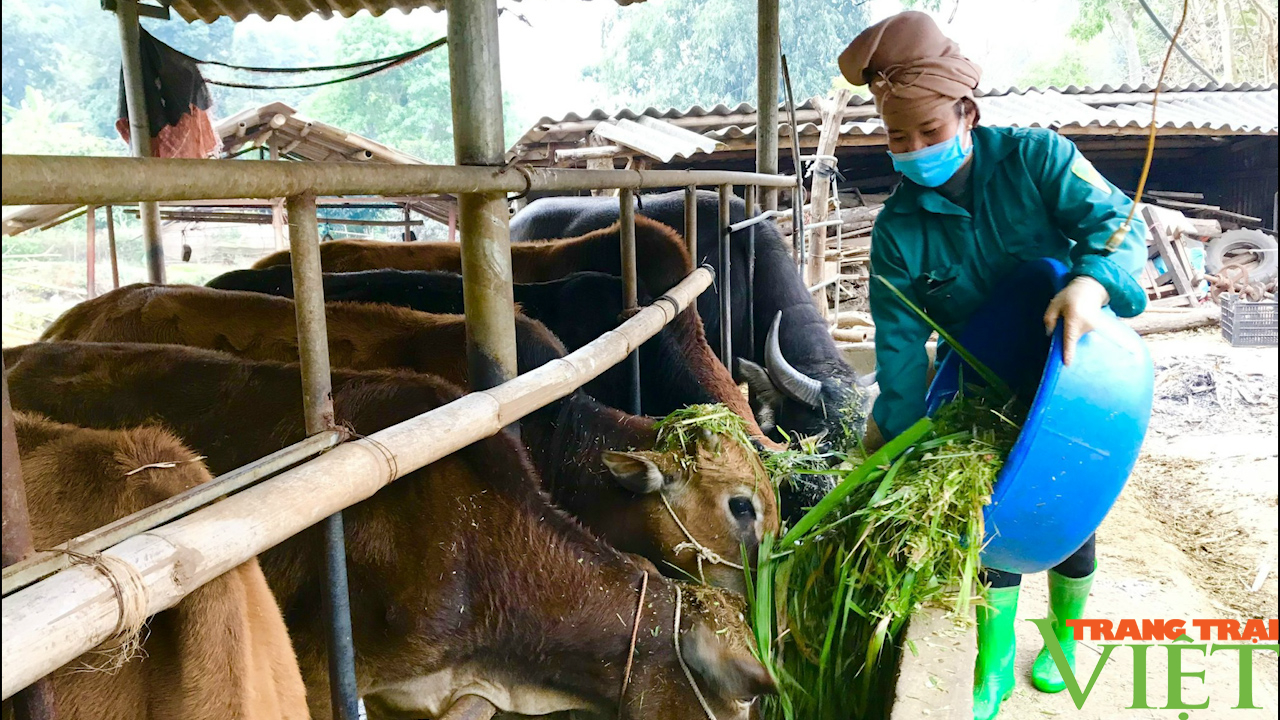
765 312 822 408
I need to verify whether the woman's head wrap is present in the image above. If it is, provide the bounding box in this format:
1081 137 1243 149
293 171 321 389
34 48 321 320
838 12 982 129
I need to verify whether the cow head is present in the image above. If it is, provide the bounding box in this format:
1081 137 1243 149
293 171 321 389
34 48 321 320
601 428 777 593
738 312 875 450
622 584 777 719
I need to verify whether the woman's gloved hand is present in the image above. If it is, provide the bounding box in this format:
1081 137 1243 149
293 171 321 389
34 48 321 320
1043 275 1110 365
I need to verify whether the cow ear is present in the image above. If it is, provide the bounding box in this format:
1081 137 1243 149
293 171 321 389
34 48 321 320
736 359 781 431
601 451 666 494
681 622 777 701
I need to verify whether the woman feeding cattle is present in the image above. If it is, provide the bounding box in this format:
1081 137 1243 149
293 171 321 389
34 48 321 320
838 12 1149 720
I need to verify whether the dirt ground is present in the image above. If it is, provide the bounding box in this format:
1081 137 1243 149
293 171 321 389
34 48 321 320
1000 327 1279 719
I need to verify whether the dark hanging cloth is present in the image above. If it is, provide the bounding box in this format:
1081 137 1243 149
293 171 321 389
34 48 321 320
116 28 219 159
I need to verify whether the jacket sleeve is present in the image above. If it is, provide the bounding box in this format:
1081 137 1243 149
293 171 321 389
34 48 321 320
1027 131 1149 317
869 223 934 441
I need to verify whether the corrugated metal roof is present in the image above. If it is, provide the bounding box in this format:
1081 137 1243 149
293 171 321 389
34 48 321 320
590 117 721 163
511 84 1278 163
167 0 645 23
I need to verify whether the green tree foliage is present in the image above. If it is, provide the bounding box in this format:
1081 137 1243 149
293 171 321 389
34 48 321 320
304 16 454 162
303 15 523 164
587 0 873 109
2 88 121 156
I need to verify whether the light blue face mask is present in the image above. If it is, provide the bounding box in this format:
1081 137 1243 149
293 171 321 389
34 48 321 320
888 131 973 188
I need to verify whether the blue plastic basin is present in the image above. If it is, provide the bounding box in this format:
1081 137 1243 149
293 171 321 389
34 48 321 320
924 259 1154 574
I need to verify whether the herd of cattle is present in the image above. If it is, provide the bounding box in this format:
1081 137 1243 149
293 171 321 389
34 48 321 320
4 191 873 719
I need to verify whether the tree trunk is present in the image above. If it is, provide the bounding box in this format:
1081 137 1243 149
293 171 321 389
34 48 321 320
1116 10 1144 85
1216 0 1235 83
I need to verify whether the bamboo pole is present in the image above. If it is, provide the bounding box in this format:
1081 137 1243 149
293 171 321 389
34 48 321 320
450 0 517 392
2 431 346 596
1 267 713 702
805 89 852 301
2 365 59 720
114 0 163 284
1 156 795 207
757 0 780 211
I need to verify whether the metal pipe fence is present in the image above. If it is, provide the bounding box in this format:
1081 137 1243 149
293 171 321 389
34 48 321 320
0 152 791 718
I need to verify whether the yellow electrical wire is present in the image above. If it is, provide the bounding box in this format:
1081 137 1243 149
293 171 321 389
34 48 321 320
1106 0 1193 251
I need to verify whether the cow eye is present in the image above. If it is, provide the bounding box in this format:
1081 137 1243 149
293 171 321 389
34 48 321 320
728 496 756 520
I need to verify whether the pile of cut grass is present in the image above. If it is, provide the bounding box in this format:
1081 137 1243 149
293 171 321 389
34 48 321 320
750 387 1025 720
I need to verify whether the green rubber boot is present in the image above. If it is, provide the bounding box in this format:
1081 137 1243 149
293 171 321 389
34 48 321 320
973 584 1020 720
1032 567 1096 693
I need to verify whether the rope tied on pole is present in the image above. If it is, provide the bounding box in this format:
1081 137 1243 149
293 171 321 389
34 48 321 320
40 548 150 673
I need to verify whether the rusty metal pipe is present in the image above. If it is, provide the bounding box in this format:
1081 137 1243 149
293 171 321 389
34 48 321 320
114 0 164 283
684 185 699 262
2 156 795 207
745 185 757 362
719 184 734 368
620 189 641 415
286 191 358 720
2 365 58 720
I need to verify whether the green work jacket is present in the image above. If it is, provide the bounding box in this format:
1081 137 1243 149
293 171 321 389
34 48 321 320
870 125 1149 440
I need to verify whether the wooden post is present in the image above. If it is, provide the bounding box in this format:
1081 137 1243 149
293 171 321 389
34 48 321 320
286 192 358 720
805 89 852 311
450 0 518 392
447 204 458 242
684 185 699 262
106 206 119 289
1142 205 1198 307
115 0 164 284
757 0 780 211
85 205 97 299
403 206 413 241
2 364 59 720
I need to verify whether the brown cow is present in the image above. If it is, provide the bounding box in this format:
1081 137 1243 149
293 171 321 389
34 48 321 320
4 413 308 720
253 216 694 302
3 343 775 719
41 286 777 591
41 281 764 438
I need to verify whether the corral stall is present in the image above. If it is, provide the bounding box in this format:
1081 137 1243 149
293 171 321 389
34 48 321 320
1 3 797 720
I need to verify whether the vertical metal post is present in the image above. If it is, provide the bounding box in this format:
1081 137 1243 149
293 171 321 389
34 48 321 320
2 364 58 720
449 0 518 391
403 206 412 242
619 189 642 416
85 206 97 299
447 205 458 243
684 185 699 262
106 206 120 289
745 186 757 362
757 0 780 212
718 184 734 369
115 0 164 284
286 192 358 720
